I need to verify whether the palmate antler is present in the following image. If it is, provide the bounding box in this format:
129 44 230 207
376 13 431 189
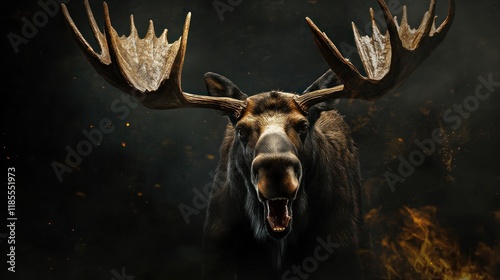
62 0 454 118
294 0 455 113
61 0 246 117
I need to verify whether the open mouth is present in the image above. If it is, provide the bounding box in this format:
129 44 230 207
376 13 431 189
265 198 292 233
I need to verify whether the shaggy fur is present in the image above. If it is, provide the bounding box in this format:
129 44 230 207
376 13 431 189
202 90 368 280
200 70 372 279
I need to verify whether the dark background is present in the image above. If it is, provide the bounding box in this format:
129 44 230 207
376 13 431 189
2 0 499 279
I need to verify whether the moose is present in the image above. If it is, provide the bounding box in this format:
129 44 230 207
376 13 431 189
61 0 454 279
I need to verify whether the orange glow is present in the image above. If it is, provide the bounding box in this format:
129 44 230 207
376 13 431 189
365 206 496 279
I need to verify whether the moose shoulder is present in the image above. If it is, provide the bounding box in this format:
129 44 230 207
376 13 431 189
61 0 454 279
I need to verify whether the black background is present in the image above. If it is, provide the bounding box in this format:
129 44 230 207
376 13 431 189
2 0 499 279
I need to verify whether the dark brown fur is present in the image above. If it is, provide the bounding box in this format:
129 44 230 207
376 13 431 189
202 90 367 280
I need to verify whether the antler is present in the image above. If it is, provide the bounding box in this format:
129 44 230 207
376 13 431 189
61 0 246 117
294 0 455 113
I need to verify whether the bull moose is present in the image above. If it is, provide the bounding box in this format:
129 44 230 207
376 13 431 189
61 0 454 279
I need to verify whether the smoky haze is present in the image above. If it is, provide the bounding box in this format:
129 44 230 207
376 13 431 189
2 0 499 279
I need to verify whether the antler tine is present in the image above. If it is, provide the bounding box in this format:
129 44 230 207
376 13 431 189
83 0 110 63
415 0 437 44
295 0 455 113
293 18 364 111
304 17 364 86
379 0 455 83
61 1 112 74
62 1 246 117
430 0 455 46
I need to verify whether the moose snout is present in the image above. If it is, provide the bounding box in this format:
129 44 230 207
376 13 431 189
251 153 302 201
251 131 302 201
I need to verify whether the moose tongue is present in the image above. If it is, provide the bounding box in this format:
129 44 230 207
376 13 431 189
266 199 291 232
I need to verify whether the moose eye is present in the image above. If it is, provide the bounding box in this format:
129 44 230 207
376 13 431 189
237 127 248 142
297 121 309 135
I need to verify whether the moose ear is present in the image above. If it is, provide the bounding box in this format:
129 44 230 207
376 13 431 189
204 72 247 123
303 69 340 94
302 69 341 123
204 72 248 100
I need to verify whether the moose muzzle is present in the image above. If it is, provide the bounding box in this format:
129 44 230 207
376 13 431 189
251 131 302 236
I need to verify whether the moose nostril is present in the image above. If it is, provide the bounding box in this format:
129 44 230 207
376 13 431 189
251 166 259 185
251 153 302 199
293 161 303 183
